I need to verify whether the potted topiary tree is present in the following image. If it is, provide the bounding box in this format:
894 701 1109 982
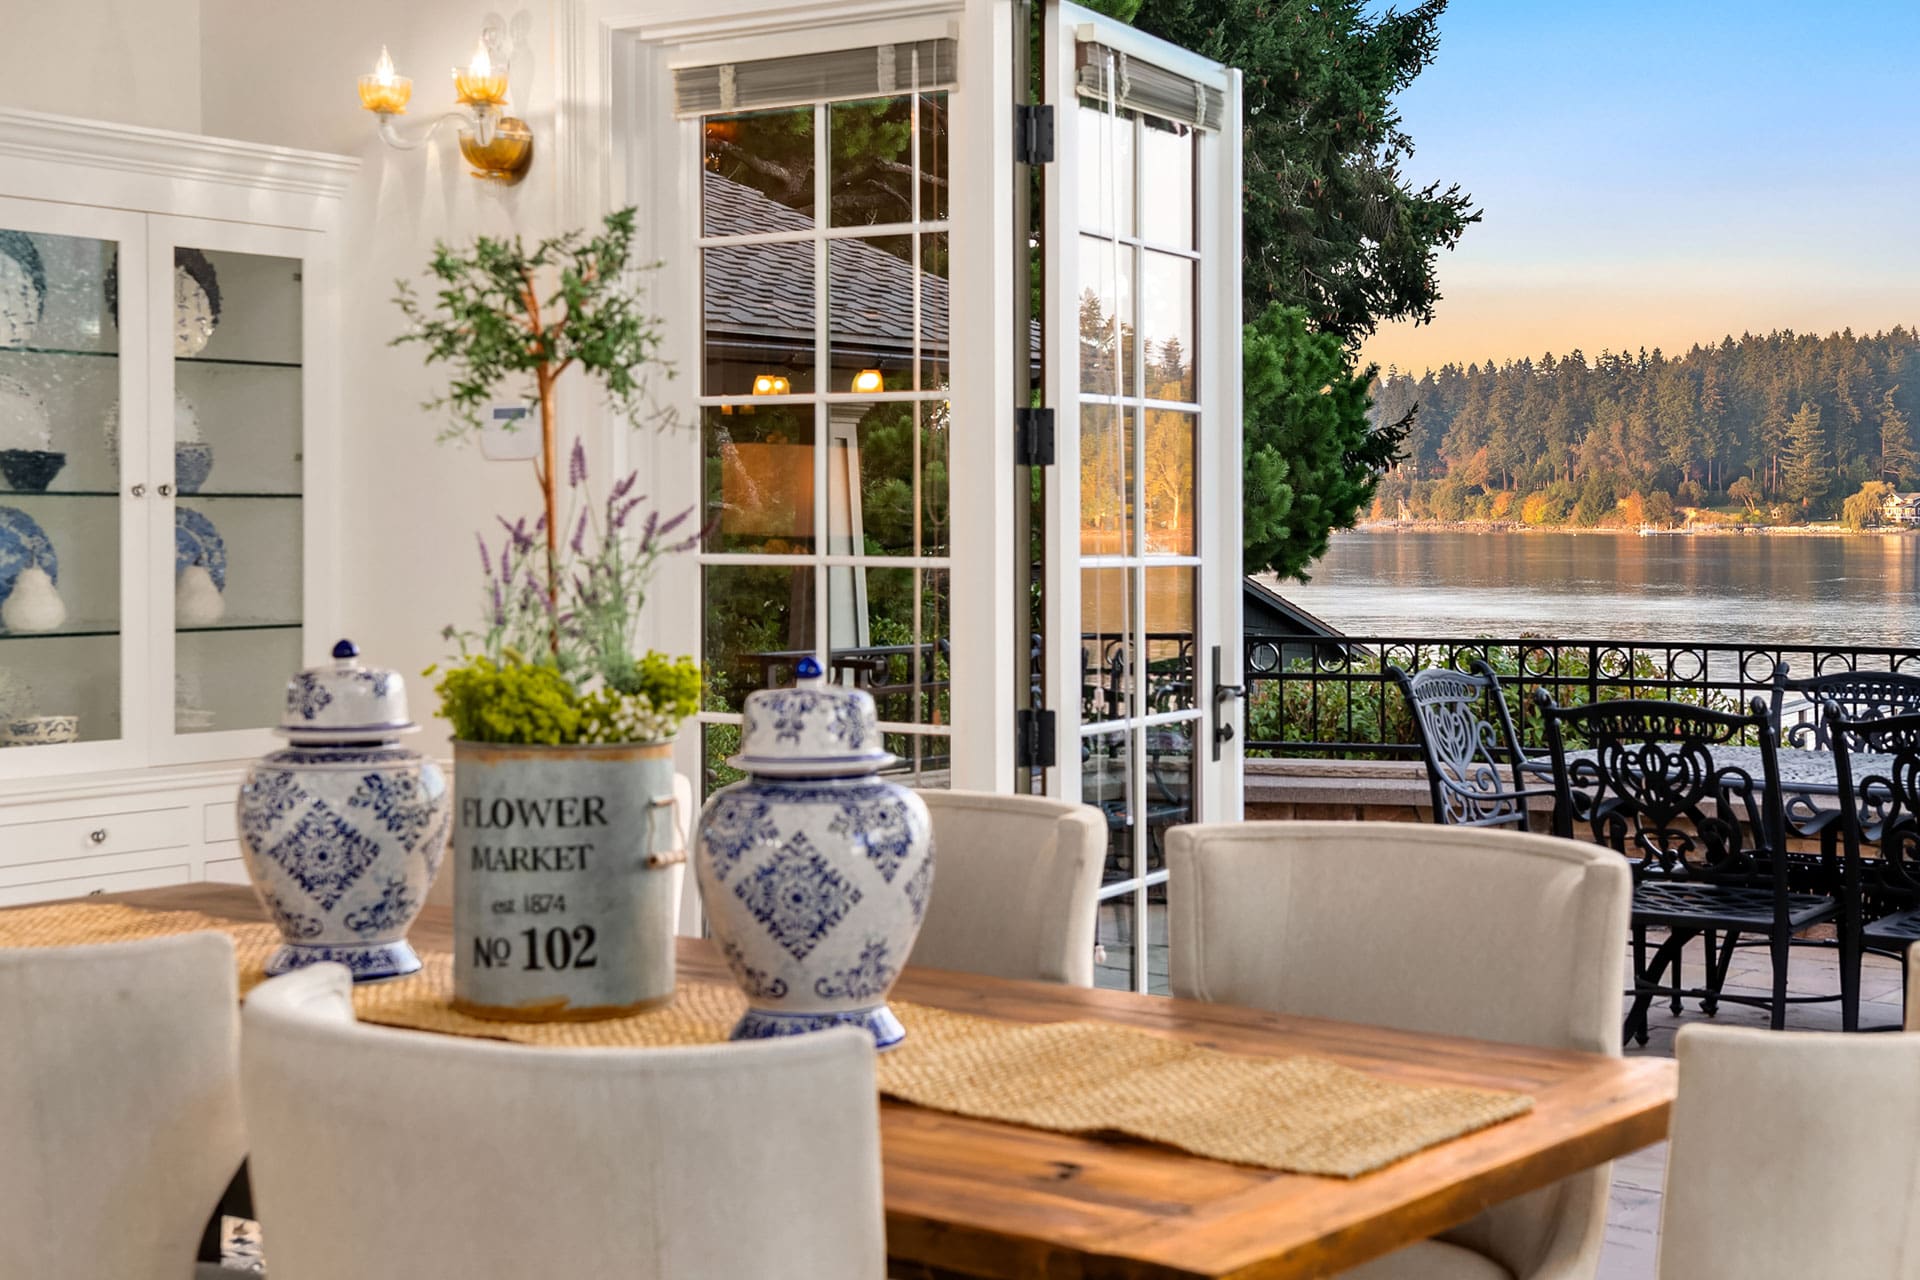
395 208 702 1021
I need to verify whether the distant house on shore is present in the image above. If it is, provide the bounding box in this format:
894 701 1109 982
1883 492 1920 527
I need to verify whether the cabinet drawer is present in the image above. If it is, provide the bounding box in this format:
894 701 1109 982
0 863 192 907
203 856 250 887
204 802 238 844
0 807 195 869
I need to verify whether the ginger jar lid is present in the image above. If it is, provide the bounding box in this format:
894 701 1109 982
730 657 894 778
276 639 418 743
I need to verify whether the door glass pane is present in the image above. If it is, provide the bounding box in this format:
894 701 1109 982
704 109 816 232
1076 104 1135 238
1141 251 1194 404
1139 122 1194 249
703 405 815 554
1077 236 1134 394
1095 891 1135 990
1146 879 1170 994
1084 727 1133 885
827 236 913 393
1142 409 1194 555
919 567 950 728
173 247 303 735
1081 567 1132 726
0 228 120 746
920 400 950 557
703 243 815 397
703 563 815 714
918 232 950 392
918 92 950 223
827 401 913 557
1144 730 1193 875
830 97 915 228
1144 567 1195 712
1080 405 1133 556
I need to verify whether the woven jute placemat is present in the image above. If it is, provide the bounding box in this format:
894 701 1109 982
1 902 1532 1177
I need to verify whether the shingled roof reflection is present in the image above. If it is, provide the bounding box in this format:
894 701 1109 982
704 171 947 359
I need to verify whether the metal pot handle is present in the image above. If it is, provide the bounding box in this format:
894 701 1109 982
643 793 686 869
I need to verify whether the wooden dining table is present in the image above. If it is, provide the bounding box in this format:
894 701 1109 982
60 883 1674 1280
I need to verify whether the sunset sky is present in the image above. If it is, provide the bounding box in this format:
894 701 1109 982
1358 1 1920 377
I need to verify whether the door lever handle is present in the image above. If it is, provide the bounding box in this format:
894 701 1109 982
1210 646 1246 762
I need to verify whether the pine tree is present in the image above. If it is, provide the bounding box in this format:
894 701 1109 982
1781 401 1829 508
1880 388 1917 487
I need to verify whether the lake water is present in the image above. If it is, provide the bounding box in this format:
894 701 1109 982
1275 530 1920 649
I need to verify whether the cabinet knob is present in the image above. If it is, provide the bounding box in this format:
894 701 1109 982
157 482 174 497
130 484 146 498
89 828 107 844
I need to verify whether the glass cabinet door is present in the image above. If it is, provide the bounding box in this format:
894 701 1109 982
0 200 144 761
161 234 305 742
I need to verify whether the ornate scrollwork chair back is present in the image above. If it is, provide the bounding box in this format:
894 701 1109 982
1772 665 1920 752
1826 705 1920 941
1540 694 1832 1038
1390 660 1546 831
1538 696 1784 886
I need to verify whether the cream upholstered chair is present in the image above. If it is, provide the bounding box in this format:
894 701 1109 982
908 789 1106 985
1166 821 1630 1280
241 964 885 1279
1659 1024 1920 1276
0 933 247 1280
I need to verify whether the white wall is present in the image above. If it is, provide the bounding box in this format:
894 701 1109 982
0 0 202 132
198 0 573 754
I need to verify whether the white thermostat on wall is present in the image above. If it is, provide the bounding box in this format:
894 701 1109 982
479 403 538 461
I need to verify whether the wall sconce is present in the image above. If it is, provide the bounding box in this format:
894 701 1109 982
357 39 533 183
851 369 884 394
752 374 792 396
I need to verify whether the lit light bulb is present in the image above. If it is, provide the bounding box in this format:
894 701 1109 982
852 369 884 394
453 36 509 106
358 44 413 114
753 374 776 396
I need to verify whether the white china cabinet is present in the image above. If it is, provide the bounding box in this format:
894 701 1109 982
0 109 352 901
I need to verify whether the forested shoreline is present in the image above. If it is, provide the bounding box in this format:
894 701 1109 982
1366 328 1920 527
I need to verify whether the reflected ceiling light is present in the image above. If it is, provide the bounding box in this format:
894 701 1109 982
852 369 884 394
752 374 790 396
356 34 532 183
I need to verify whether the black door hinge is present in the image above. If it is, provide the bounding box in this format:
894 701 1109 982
1016 708 1057 769
1016 406 1055 467
1015 103 1055 165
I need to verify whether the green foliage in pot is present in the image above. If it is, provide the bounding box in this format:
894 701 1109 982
398 211 704 746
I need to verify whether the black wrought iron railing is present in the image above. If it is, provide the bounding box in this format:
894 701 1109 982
1243 635 1920 760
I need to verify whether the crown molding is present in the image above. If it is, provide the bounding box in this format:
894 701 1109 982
0 108 359 202
607 0 963 46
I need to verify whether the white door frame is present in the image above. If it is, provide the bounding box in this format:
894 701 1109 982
595 0 1017 797
1042 1 1243 817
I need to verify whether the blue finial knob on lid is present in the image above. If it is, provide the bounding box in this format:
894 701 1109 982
794 655 823 680
332 638 360 660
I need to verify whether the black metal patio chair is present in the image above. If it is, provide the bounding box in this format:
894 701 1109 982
1825 704 1920 1031
1769 665 1920 854
1538 694 1839 1042
1390 659 1551 831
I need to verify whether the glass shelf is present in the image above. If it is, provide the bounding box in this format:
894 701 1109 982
0 620 301 642
0 345 301 370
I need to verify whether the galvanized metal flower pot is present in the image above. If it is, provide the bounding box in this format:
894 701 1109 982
452 739 682 1020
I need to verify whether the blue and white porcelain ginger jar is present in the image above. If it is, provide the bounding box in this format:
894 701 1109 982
695 657 932 1049
237 640 451 980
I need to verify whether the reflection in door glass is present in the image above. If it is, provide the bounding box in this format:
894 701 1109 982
703 405 815 554
1139 121 1194 249
704 109 817 231
1140 251 1194 404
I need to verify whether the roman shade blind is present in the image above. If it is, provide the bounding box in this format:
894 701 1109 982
674 39 959 116
1076 40 1224 131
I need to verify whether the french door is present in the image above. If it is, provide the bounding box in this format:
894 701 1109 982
1039 2 1242 991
